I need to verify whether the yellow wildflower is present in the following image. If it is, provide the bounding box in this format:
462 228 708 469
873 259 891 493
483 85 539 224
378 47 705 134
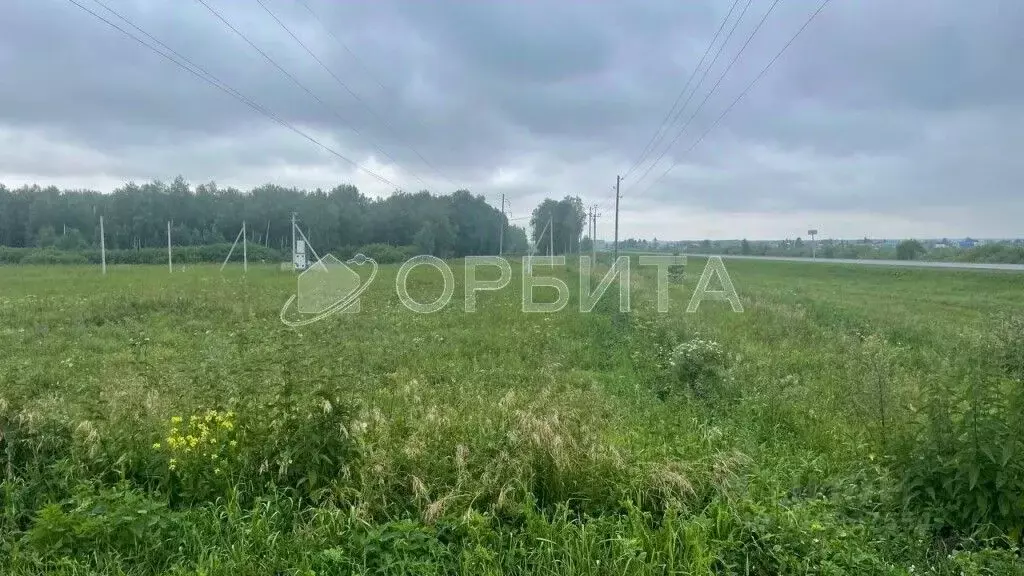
170 416 182 425
152 442 161 450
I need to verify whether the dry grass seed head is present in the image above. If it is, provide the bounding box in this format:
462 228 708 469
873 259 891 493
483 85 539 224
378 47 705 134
411 475 429 501
712 450 752 492
455 444 469 475
648 461 696 501
74 420 102 459
423 496 448 524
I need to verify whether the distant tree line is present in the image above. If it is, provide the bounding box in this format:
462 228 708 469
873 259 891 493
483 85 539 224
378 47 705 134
616 237 1024 264
0 177 530 259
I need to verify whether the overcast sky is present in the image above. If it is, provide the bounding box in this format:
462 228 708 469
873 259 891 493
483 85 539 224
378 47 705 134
1 0 1021 240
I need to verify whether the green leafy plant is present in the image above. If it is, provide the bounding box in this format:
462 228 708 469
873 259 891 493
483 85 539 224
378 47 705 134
23 483 182 569
156 409 239 505
662 336 728 399
896 334 1024 542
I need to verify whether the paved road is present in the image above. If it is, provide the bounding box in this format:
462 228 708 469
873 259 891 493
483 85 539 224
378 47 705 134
684 253 1024 272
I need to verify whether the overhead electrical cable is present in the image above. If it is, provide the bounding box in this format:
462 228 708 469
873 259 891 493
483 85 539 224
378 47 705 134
193 0 433 191
254 0 460 191
623 0 761 195
633 0 834 200
622 0 744 181
67 0 401 188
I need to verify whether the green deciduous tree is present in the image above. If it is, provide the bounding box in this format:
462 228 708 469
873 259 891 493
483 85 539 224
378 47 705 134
529 196 586 255
0 178 512 258
896 239 926 260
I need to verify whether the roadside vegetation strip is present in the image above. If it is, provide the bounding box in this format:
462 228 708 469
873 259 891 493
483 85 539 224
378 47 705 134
1 262 1022 574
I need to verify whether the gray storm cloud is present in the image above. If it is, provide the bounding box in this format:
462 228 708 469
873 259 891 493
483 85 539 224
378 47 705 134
1 0 1020 238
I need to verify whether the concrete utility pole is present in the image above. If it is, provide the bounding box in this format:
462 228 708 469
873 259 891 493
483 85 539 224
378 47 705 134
99 215 107 275
589 206 598 247
242 221 248 273
548 214 554 259
613 175 621 262
587 206 594 263
498 193 506 255
291 212 297 270
167 221 173 273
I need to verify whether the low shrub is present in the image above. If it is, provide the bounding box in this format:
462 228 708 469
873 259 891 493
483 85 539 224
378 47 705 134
895 329 1024 542
0 244 286 266
19 248 88 265
355 243 419 264
662 336 728 399
23 483 183 571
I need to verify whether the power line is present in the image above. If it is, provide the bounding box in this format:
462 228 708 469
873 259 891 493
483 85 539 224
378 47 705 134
294 0 505 206
622 0 743 180
253 0 460 191
624 0 760 195
90 0 260 111
66 0 400 188
633 0 834 200
193 0 433 191
583 184 617 230
294 0 394 98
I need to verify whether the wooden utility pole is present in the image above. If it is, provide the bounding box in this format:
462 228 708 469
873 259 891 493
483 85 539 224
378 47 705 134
613 175 621 262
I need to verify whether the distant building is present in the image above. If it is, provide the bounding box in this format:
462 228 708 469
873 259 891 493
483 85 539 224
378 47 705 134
959 238 978 249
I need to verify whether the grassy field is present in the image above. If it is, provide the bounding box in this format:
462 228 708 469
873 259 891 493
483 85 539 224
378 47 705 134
1 258 1023 575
